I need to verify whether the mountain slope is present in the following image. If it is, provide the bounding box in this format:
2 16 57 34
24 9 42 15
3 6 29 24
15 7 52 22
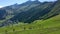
0 0 60 27
0 0 60 34
0 1 41 20
0 13 60 34
0 1 41 26
0 9 6 20
42 0 60 19
9 2 55 23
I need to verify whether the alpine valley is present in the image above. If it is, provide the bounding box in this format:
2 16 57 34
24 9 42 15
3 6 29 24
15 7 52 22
0 0 60 34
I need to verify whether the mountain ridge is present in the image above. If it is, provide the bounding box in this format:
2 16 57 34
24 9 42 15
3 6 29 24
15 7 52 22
0 0 60 27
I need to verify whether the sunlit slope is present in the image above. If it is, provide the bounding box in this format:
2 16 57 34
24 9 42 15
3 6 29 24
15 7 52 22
41 14 60 28
0 15 60 34
12 14 60 34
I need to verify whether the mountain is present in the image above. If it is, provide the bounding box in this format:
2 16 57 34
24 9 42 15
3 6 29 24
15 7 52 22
0 0 41 20
42 0 60 19
3 1 41 15
0 9 6 20
0 10 60 34
9 1 57 23
0 0 41 26
0 0 60 34
0 0 60 27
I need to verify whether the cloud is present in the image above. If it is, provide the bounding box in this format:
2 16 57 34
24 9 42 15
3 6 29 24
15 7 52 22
0 6 3 8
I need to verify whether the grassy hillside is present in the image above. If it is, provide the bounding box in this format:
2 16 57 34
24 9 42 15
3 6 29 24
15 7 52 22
0 14 60 34
0 0 60 34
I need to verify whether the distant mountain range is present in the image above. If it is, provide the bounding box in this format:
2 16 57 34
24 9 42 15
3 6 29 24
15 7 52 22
0 0 60 27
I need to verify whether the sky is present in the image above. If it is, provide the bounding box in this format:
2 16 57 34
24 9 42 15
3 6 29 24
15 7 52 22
0 0 57 8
